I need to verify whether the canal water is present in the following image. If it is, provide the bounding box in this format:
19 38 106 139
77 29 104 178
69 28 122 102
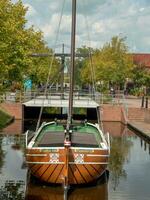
0 122 150 200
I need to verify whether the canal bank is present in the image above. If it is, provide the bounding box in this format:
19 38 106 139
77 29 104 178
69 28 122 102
1 96 150 142
128 121 150 141
126 97 150 141
0 103 22 134
0 108 14 129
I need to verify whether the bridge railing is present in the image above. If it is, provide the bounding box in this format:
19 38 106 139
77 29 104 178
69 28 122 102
25 91 101 105
0 89 127 110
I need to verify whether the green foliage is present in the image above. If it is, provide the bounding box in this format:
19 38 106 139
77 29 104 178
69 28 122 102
132 66 150 88
81 36 133 90
0 0 59 91
75 46 96 87
0 109 13 129
109 136 133 189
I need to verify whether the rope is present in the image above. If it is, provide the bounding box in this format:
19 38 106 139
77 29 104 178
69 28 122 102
82 0 104 130
48 63 66 90
36 0 66 131
82 0 97 95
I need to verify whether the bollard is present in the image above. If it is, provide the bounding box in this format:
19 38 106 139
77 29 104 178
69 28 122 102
145 97 148 109
141 96 144 108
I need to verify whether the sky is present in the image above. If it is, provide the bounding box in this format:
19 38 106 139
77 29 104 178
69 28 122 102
12 0 150 53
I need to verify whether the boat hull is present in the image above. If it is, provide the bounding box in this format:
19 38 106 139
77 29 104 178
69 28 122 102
26 148 109 184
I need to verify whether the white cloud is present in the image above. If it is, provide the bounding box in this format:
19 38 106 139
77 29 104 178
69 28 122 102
41 14 72 39
92 22 105 33
137 15 150 30
41 24 54 38
49 1 60 12
24 3 37 17
60 15 72 33
139 7 145 12
142 36 150 46
17 0 150 52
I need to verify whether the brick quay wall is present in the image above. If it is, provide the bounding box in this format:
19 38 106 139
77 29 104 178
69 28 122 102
0 103 126 123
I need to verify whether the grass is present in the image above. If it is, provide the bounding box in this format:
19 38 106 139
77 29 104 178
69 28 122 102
0 109 14 129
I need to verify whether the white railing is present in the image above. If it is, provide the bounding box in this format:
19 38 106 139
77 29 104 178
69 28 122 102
0 90 101 103
0 89 128 111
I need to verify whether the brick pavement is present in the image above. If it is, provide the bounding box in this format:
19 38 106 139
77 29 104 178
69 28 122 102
125 96 150 141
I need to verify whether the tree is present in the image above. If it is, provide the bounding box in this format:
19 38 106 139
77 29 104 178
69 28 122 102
0 0 27 87
81 36 133 91
75 46 96 88
0 0 59 91
131 65 150 95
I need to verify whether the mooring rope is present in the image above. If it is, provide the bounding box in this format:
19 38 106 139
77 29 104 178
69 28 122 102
36 0 66 131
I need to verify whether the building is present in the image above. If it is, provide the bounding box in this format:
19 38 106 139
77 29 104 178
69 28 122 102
132 53 150 69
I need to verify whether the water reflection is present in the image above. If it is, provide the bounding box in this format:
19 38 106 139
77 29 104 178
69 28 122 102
0 180 25 200
0 136 5 173
109 136 133 190
0 135 26 200
140 137 150 154
25 173 108 200
0 122 150 200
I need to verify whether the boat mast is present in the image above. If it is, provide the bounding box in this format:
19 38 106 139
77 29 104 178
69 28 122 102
67 0 76 129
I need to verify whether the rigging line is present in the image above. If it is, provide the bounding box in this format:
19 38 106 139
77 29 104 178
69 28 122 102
36 0 66 131
47 57 68 91
82 0 104 130
49 64 66 90
49 61 66 86
82 0 97 95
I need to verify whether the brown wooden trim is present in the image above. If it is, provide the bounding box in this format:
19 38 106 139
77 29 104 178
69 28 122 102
75 164 88 183
84 165 94 178
55 165 64 183
39 165 51 178
31 165 42 174
69 165 77 184
40 165 56 181
91 164 100 174
70 164 85 183
47 165 58 182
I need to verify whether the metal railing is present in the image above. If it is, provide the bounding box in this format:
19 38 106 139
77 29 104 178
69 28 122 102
0 89 128 122
0 89 100 103
0 89 128 110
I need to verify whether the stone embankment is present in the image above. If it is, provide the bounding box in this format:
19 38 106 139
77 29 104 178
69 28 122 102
0 103 22 134
100 96 150 141
0 103 22 120
0 96 150 141
127 107 150 141
124 96 150 141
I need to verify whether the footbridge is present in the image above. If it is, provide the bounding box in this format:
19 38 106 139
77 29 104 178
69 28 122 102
21 90 102 126
23 91 100 108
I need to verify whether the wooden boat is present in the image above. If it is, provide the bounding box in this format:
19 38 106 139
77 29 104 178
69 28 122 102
25 0 110 188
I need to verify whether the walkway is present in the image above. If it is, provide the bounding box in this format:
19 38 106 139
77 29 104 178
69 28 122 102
126 96 150 141
128 121 150 141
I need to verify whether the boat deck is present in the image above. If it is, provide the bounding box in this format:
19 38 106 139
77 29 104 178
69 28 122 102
35 131 100 147
33 123 102 148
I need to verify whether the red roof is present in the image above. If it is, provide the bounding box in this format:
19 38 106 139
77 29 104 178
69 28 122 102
132 53 150 68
